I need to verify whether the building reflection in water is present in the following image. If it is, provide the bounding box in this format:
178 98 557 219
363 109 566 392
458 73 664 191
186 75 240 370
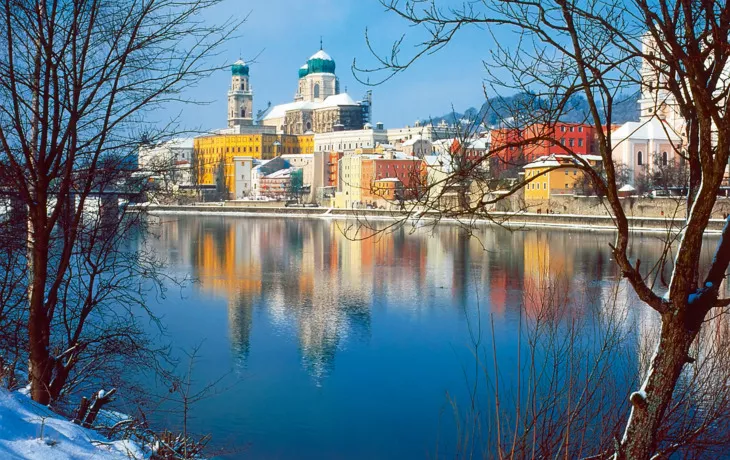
149 215 723 385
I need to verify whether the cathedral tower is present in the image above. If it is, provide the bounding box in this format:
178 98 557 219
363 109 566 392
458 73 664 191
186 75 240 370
228 60 253 127
295 47 339 103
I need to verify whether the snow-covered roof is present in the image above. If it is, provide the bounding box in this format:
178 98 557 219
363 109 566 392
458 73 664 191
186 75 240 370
392 152 419 160
619 184 636 192
264 167 296 179
280 154 313 159
523 154 602 169
318 93 357 108
263 101 318 120
375 178 402 183
234 59 246 66
263 93 359 121
465 138 489 150
309 49 333 61
612 118 681 142
402 136 424 146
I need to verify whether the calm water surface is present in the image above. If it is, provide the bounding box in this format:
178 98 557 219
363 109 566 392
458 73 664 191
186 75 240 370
136 215 722 459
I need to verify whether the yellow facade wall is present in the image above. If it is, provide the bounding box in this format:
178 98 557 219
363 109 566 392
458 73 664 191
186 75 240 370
194 133 315 194
524 166 584 201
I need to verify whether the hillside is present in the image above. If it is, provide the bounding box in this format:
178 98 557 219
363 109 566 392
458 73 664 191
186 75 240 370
419 93 641 128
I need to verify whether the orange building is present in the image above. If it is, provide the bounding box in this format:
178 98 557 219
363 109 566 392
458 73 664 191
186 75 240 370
360 157 425 202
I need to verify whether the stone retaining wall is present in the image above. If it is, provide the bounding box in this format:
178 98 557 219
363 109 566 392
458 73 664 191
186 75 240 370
133 205 727 234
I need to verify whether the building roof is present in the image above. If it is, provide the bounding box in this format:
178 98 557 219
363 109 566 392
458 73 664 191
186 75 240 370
523 154 602 169
263 167 297 179
263 93 360 121
309 49 333 61
465 138 489 150
299 49 336 77
401 136 424 147
232 59 249 76
612 118 681 142
318 93 357 108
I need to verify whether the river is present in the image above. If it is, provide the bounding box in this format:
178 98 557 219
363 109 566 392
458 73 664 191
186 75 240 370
132 215 724 459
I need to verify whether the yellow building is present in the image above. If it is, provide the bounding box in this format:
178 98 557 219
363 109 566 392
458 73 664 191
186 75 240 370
523 154 601 201
194 132 314 195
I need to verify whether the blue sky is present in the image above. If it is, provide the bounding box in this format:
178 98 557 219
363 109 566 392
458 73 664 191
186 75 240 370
172 0 497 133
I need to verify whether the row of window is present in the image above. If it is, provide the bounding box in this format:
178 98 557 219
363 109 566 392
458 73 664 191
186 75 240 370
560 138 584 147
560 125 584 133
636 151 669 166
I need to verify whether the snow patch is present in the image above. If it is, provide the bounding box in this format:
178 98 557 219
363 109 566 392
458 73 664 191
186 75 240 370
0 387 144 459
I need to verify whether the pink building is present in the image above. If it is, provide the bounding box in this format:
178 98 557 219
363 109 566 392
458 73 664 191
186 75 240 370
610 118 682 185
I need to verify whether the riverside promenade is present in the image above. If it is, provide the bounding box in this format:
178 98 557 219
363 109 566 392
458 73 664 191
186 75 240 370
133 204 728 234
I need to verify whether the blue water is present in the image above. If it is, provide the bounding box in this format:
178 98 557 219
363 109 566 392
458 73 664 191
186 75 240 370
127 215 722 459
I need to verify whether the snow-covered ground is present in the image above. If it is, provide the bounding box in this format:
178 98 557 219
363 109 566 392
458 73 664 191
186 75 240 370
0 387 144 459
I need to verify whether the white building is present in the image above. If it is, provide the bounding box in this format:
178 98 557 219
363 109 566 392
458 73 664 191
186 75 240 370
281 153 314 188
138 138 194 187
611 118 683 185
386 120 457 144
314 127 388 153
401 137 432 158
233 156 253 198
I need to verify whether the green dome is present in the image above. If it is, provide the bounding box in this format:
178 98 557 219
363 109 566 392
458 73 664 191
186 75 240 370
299 50 335 78
232 59 249 76
298 64 309 78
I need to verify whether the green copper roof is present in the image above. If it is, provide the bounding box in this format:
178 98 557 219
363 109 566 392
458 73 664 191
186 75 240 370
232 59 249 76
298 49 335 78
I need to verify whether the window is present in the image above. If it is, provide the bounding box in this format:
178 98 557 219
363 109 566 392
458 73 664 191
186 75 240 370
662 151 668 165
565 171 569 175
543 183 547 189
573 171 577 175
561 126 566 132
314 83 320 99
637 151 643 165
570 126 574 132
578 127 583 132
578 139 583 147
565 183 569 188
569 139 574 147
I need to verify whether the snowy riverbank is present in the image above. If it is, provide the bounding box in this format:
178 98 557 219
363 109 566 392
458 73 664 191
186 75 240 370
134 204 728 234
0 387 144 459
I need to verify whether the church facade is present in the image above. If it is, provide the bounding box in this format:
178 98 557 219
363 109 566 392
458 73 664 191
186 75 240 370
260 48 371 135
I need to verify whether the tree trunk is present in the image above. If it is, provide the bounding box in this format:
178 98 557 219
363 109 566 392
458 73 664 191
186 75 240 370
618 314 697 459
27 214 53 405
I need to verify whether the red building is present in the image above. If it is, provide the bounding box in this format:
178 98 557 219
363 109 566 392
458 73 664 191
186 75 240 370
489 122 596 178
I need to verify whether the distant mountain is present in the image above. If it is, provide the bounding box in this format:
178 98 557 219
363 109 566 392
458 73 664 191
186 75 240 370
419 93 640 128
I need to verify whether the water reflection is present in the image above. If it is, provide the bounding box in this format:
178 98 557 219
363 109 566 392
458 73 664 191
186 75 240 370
152 216 715 382
147 216 730 458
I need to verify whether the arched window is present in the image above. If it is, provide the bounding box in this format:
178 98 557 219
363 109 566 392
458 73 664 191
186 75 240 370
314 83 320 99
306 121 312 131
637 151 643 166
241 107 246 117
662 151 668 166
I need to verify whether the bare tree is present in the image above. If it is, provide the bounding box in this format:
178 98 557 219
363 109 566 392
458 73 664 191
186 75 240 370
0 0 237 406
356 0 730 458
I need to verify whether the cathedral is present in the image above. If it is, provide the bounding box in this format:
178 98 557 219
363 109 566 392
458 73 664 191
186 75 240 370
258 47 372 135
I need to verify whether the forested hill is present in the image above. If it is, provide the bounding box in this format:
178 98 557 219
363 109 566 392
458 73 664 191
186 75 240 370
420 93 640 128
